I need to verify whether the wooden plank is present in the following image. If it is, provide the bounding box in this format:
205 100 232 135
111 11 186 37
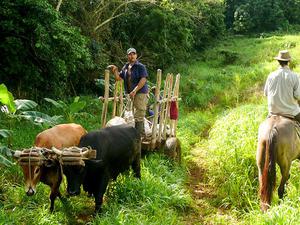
151 69 162 149
158 73 170 142
101 70 110 127
170 74 180 137
119 82 124 117
163 74 173 140
172 73 180 137
112 81 118 117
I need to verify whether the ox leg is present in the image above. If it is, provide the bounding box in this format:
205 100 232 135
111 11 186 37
49 183 62 212
94 175 109 213
278 161 291 200
50 191 58 212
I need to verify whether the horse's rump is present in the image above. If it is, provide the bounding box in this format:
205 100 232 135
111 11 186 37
257 115 300 212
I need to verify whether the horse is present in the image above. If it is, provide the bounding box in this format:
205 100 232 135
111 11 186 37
256 115 300 212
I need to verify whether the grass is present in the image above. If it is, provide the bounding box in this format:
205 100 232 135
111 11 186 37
0 152 192 224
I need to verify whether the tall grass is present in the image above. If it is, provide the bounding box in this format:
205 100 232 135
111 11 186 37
175 34 300 224
168 34 300 110
0 153 192 225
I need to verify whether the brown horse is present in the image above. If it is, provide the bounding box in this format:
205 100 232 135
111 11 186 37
256 115 300 212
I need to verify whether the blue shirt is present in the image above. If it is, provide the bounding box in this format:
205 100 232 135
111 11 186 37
119 61 148 94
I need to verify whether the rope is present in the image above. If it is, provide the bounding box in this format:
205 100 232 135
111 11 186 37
55 147 68 192
121 94 133 116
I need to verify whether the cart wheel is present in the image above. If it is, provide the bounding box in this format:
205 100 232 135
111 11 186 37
163 137 181 164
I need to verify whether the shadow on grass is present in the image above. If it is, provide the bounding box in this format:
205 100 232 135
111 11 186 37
60 195 94 225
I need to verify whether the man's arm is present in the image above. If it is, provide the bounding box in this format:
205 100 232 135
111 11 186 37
291 73 300 101
264 76 269 97
130 77 147 98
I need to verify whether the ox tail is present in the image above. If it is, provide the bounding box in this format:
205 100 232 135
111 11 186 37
260 126 277 212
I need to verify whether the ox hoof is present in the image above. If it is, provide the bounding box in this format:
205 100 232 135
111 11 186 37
94 206 102 215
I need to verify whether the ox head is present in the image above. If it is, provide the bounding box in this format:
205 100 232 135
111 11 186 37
14 149 57 196
63 160 103 196
51 147 97 196
63 165 86 196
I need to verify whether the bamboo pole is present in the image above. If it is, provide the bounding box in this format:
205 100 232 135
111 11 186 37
158 74 170 142
163 74 173 140
162 74 171 140
171 73 180 137
151 69 162 149
112 81 118 117
119 82 124 117
101 70 110 127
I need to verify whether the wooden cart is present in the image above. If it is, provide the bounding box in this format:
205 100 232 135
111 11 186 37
99 69 181 162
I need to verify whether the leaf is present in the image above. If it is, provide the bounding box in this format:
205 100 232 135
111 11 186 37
69 101 86 114
14 99 38 111
20 111 63 126
0 146 13 157
74 96 80 103
0 84 16 113
0 155 13 167
0 146 13 167
0 129 12 139
44 98 64 109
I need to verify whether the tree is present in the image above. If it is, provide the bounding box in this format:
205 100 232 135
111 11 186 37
0 0 93 99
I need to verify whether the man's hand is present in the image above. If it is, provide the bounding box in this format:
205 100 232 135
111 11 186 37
107 65 122 81
129 89 137 98
107 65 118 73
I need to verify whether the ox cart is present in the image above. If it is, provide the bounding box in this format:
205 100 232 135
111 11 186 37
99 69 181 163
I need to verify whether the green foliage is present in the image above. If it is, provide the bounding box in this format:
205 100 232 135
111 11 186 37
0 137 13 167
225 0 300 33
100 0 225 72
0 84 16 113
0 0 93 99
44 96 86 122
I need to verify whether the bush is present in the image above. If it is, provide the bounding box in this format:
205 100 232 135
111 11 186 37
0 0 93 100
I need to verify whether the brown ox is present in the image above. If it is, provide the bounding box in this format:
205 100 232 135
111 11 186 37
257 115 300 212
20 123 87 212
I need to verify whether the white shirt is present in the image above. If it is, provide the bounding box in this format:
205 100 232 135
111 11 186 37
264 66 300 116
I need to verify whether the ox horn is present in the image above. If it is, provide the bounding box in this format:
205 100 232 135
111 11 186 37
51 147 62 155
13 150 22 159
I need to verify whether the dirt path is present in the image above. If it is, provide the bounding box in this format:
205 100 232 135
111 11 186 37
181 141 232 225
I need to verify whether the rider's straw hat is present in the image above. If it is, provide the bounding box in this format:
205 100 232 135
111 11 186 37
274 50 291 61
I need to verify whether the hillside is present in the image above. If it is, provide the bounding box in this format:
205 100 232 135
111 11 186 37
177 33 300 224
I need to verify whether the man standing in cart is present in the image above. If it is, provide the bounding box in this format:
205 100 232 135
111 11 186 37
108 47 149 137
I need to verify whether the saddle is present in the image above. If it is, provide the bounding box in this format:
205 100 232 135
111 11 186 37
269 113 300 137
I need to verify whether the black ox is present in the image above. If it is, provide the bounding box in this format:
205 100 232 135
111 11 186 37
63 124 141 213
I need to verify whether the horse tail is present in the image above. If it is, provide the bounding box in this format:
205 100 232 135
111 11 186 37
260 126 277 211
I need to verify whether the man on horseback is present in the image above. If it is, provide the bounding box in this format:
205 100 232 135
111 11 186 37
257 50 300 212
264 50 300 123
